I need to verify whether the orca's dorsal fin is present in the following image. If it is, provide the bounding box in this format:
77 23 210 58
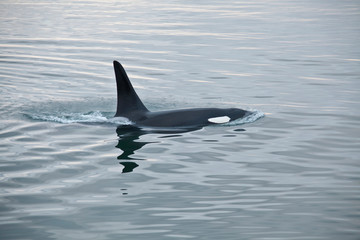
113 61 149 117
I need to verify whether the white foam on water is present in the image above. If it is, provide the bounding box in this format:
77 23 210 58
222 110 265 126
28 111 133 125
107 116 134 125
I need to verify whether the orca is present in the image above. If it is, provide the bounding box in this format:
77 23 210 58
113 60 251 130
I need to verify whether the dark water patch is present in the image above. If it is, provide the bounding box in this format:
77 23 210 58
28 147 56 153
0 223 54 240
20 216 83 230
0 130 22 138
5 195 62 205
222 134 236 137
203 139 218 142
0 144 12 151
0 182 22 189
0 162 44 172
11 177 42 184
233 128 245 132
14 137 39 142
157 134 182 139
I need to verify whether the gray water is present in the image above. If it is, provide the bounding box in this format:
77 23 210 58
1 1 360 239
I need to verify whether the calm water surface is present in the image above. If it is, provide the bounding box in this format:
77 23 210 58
1 1 360 239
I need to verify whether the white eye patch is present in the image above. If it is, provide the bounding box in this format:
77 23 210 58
208 116 231 124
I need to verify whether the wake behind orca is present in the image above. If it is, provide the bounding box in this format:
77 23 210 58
113 61 252 130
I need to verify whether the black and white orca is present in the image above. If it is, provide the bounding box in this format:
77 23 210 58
113 61 251 130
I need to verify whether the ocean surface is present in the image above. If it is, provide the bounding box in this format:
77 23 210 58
1 1 360 239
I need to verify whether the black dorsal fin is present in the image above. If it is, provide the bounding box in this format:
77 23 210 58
113 61 149 117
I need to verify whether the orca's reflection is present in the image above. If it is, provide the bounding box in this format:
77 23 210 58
115 125 154 173
115 125 202 173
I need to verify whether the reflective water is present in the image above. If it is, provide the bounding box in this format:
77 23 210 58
1 0 360 239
